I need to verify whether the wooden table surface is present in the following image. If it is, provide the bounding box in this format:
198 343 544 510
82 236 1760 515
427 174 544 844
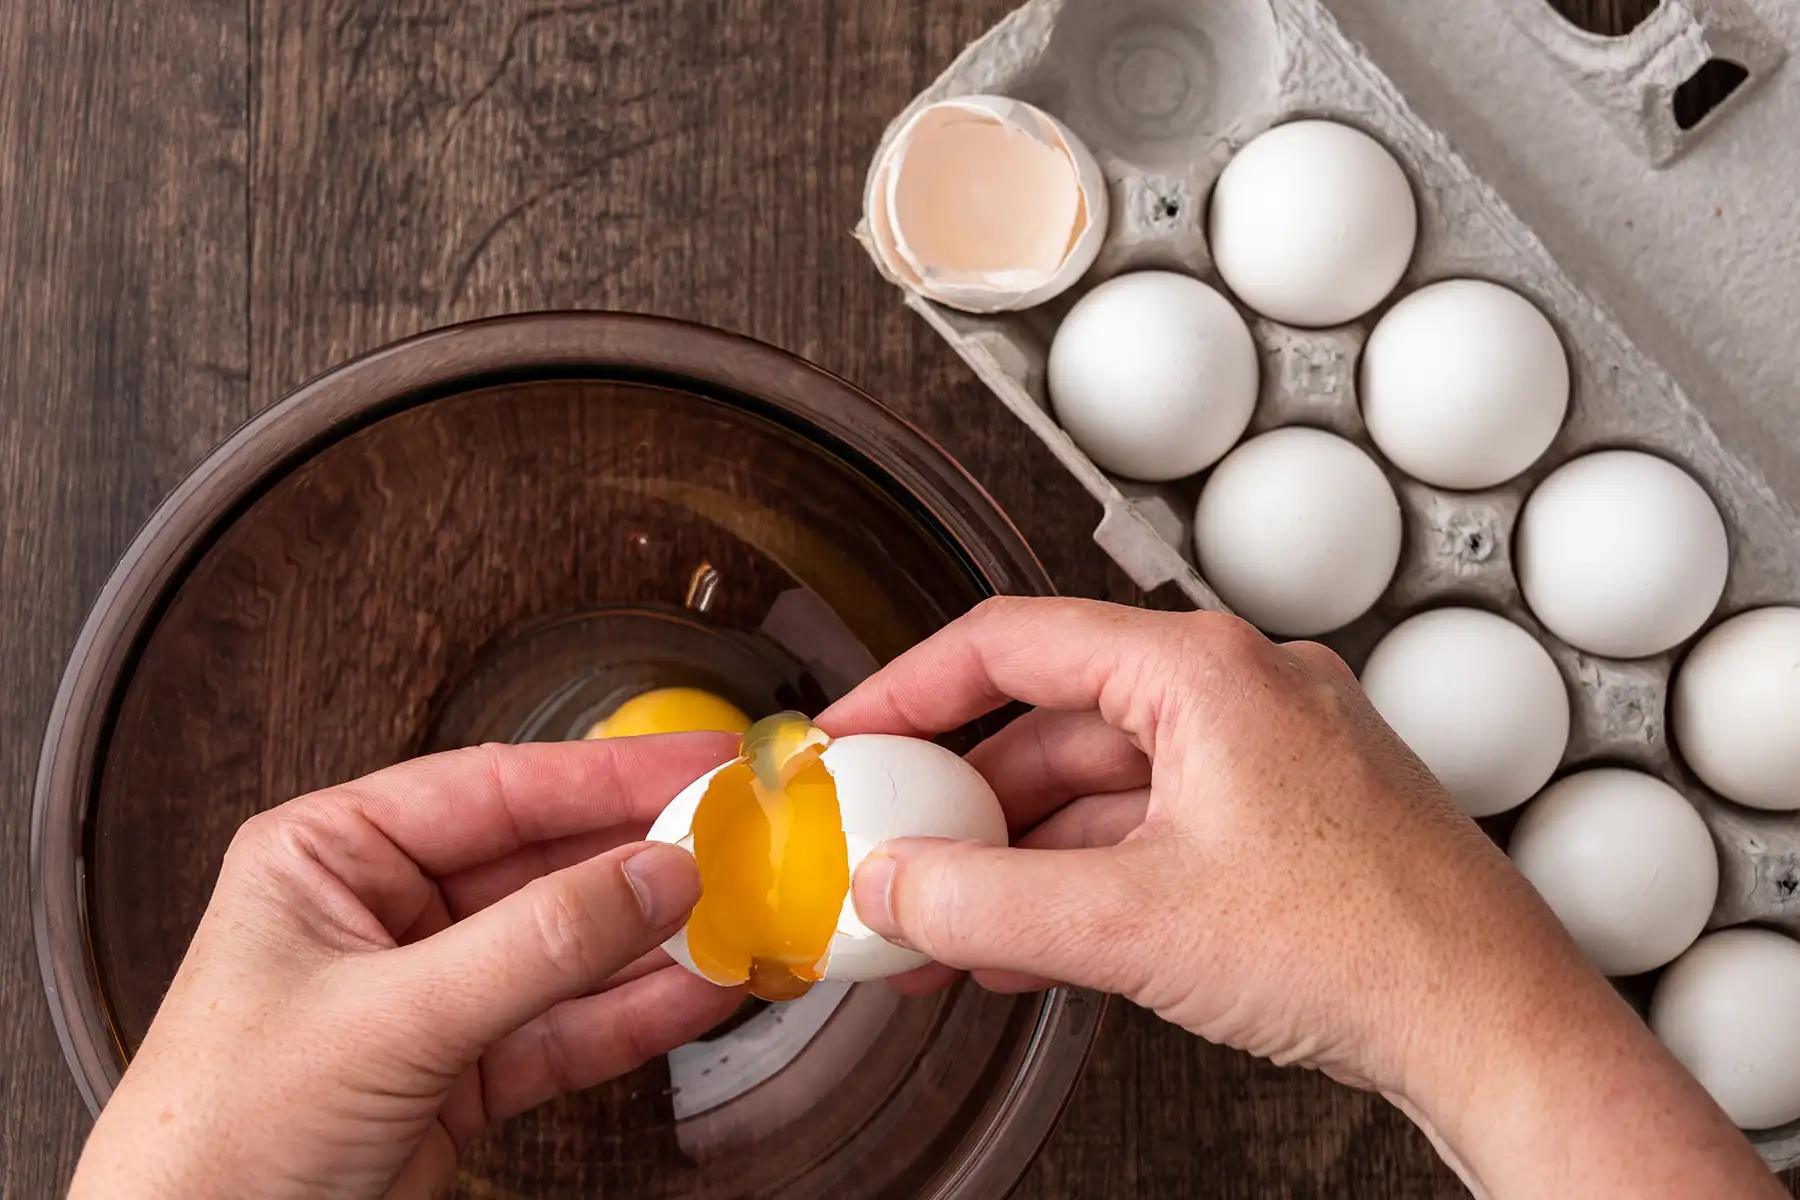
0 1 1778 1197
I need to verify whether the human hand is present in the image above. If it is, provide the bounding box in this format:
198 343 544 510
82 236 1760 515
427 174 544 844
70 737 745 1200
821 597 1781 1200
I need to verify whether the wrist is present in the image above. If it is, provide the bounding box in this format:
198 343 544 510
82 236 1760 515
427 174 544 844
71 1064 251 1200
72 1134 234 1200
1398 933 1781 1199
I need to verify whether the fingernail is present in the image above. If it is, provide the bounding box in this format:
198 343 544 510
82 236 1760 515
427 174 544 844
622 844 701 928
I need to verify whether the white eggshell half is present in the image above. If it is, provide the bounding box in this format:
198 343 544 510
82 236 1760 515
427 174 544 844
863 95 1107 314
646 734 1008 986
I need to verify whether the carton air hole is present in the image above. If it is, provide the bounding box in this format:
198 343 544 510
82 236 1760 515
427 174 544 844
1545 0 1660 36
1672 59 1750 131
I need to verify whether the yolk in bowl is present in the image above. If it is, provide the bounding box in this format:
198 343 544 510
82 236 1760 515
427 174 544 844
585 686 752 739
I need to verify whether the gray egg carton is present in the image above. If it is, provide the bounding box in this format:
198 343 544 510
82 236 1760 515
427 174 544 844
854 0 1800 1167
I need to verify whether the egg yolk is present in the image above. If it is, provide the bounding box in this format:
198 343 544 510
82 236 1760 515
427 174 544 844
685 712 848 1002
585 687 752 739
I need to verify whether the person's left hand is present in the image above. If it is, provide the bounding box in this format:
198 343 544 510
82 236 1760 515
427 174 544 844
70 736 745 1200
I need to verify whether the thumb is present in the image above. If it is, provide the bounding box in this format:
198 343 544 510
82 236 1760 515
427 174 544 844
852 837 1160 996
372 841 700 1056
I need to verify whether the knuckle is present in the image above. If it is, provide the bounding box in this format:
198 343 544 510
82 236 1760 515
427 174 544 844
1162 611 1272 682
1052 861 1163 993
228 808 277 855
1067 798 1109 848
1140 612 1268 720
450 742 511 795
968 594 1030 628
1196 612 1270 660
528 882 619 989
611 1008 661 1071
534 1004 588 1099
1287 639 1354 680
896 851 979 963
225 803 314 871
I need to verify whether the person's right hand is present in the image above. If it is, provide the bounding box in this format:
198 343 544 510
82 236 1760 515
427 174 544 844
820 597 1782 1200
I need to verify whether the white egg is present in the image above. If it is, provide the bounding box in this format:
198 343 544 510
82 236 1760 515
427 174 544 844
862 95 1107 314
1360 608 1569 818
1208 120 1418 328
1193 427 1402 637
1651 927 1800 1130
1515 451 1729 659
1508 768 1718 977
647 732 1007 985
1671 607 1800 812
1360 280 1570 490
1047 272 1260 482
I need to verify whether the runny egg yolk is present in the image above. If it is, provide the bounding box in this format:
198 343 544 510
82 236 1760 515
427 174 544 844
585 687 752 739
685 712 848 1002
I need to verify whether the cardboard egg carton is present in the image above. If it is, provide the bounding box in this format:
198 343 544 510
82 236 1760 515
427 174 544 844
854 0 1800 1167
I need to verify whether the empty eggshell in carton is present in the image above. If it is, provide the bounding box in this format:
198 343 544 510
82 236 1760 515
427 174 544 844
862 95 1107 314
855 0 1800 1168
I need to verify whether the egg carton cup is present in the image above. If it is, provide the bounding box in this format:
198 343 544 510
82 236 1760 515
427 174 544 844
854 0 1800 1168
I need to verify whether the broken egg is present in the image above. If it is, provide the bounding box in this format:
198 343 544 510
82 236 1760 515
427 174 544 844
863 95 1108 313
646 711 1008 1000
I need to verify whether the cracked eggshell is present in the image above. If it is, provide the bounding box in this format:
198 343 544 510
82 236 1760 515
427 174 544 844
646 733 1009 985
862 95 1108 314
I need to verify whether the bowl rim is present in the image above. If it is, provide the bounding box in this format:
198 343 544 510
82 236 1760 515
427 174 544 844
29 311 1103 1196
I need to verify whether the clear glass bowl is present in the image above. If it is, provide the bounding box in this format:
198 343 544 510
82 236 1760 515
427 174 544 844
32 313 1103 1198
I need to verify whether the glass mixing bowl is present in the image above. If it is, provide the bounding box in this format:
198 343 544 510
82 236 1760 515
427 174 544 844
31 313 1103 1198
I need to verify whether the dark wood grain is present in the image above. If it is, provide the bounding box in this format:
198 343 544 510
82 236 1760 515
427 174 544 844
0 2 249 1197
2 1 1782 1199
